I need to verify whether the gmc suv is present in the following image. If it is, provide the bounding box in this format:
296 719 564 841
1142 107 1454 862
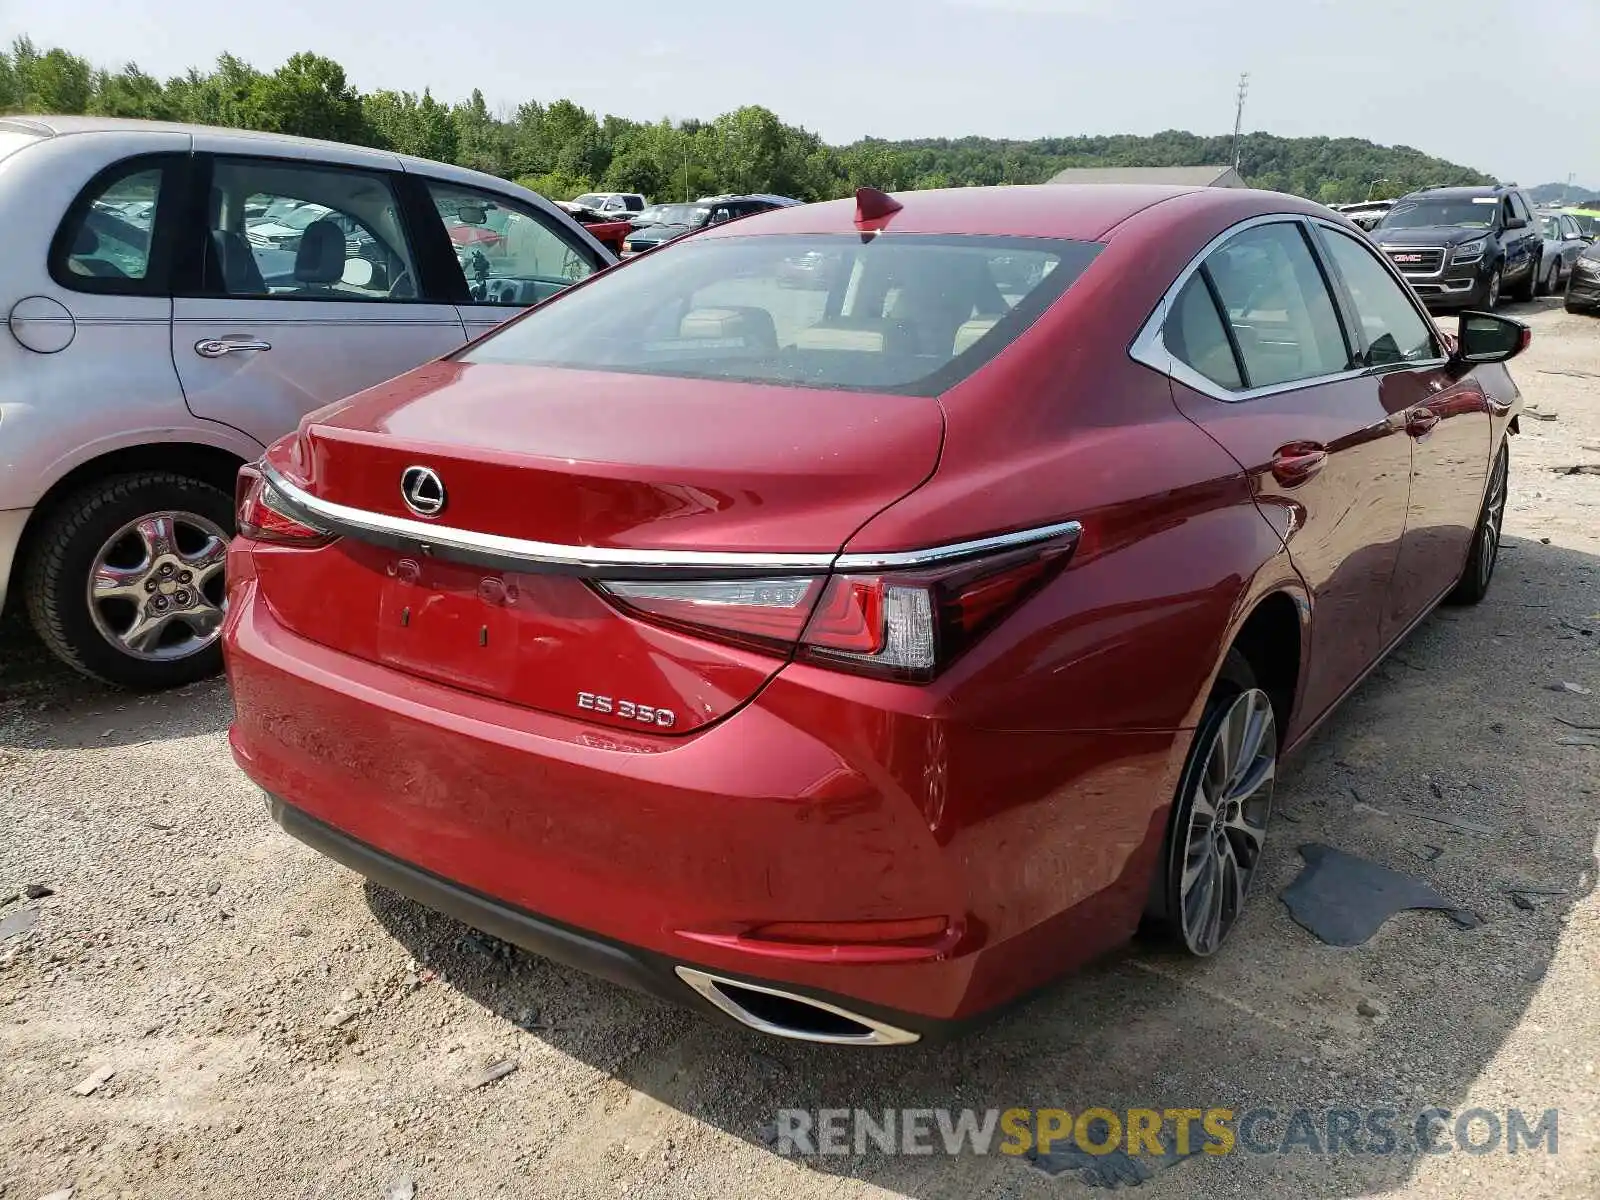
1370 185 1542 310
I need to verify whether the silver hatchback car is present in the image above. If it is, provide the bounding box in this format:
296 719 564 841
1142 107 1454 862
0 115 614 688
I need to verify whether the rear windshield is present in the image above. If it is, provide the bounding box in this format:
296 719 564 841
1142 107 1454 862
460 233 1101 395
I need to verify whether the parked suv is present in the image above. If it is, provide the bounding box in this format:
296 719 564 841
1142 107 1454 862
1369 185 1543 310
0 115 614 689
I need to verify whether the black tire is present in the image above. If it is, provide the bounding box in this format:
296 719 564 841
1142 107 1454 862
1512 254 1540 303
1146 649 1277 956
1478 265 1503 310
21 472 235 690
1446 444 1508 606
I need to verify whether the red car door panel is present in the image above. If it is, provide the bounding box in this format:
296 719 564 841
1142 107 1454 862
1381 369 1491 639
1309 223 1494 641
1171 377 1412 735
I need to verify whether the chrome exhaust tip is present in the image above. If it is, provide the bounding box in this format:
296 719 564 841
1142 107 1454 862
674 966 920 1046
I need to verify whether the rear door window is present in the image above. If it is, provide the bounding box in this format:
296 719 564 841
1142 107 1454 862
1201 223 1352 388
1165 272 1244 389
460 233 1101 395
205 158 419 301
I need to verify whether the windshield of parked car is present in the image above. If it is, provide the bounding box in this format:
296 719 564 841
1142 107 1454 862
572 194 605 208
1378 199 1497 230
460 233 1101 395
1540 215 1563 239
650 204 711 227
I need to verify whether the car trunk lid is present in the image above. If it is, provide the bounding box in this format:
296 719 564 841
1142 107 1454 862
251 361 943 732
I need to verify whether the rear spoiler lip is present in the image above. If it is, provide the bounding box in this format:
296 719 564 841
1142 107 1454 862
259 461 1079 581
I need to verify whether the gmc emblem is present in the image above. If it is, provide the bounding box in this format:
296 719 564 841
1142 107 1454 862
1392 253 1424 264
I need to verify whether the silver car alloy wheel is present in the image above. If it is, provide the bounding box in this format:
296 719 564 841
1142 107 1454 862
86 511 229 661
1178 687 1276 955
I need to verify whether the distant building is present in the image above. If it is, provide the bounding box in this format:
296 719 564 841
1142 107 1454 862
1047 165 1246 188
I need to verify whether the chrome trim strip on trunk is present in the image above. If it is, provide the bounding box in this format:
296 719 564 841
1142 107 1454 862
259 462 1081 579
834 521 1081 570
674 966 921 1046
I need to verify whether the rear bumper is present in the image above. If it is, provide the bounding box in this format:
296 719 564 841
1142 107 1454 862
0 508 31 617
224 578 1182 1027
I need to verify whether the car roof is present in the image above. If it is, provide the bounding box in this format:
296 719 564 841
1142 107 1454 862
698 184 1324 243
0 112 577 217
1404 186 1507 198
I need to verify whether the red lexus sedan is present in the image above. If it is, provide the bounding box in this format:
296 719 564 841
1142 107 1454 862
223 185 1526 1046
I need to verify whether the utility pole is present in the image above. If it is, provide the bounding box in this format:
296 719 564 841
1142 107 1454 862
1231 73 1250 171
1366 177 1389 202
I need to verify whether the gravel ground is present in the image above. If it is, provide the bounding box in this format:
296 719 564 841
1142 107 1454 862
2 297 1598 1200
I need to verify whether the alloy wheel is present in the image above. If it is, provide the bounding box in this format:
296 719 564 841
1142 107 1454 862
1477 452 1507 587
1486 269 1501 309
86 511 229 661
1178 687 1276 955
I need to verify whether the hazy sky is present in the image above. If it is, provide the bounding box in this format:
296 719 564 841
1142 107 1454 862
2 0 1595 187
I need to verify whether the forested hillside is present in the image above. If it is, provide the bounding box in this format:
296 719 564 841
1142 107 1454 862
0 37 1495 205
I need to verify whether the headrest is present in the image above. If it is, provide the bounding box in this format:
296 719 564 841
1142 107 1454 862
294 219 346 284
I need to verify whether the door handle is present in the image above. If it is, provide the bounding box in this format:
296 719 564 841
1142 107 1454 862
1270 441 1329 488
195 337 272 358
1406 408 1440 438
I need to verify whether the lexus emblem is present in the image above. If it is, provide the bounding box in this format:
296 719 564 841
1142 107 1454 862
400 465 446 517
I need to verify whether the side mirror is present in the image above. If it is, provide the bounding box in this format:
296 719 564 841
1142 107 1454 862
1453 312 1530 365
1505 216 1527 230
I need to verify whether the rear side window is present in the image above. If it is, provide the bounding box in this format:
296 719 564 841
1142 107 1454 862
1166 273 1243 389
1202 223 1351 388
52 159 170 294
460 233 1102 395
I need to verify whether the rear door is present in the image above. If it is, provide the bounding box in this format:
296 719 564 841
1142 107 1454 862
417 177 608 341
1151 217 1415 731
171 146 466 447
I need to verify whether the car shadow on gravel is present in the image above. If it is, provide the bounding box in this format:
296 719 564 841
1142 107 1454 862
359 533 1596 1195
0 607 233 749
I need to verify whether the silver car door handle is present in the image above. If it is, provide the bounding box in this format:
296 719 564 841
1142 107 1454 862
195 338 272 358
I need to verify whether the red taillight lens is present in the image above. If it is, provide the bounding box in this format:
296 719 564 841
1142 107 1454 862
236 465 335 546
799 534 1078 680
596 527 1079 681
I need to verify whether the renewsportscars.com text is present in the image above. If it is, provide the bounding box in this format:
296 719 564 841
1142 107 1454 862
773 1106 1559 1158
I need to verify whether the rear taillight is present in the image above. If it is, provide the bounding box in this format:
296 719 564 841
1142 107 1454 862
596 527 1079 682
236 464 335 546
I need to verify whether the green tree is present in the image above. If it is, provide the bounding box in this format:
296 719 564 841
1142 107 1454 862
89 63 171 119
364 88 457 161
9 37 92 112
246 52 367 142
163 54 263 129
